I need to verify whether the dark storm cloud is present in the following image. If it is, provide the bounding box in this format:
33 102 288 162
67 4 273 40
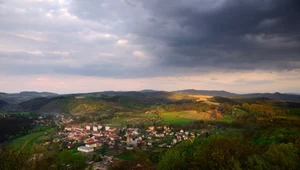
133 0 300 70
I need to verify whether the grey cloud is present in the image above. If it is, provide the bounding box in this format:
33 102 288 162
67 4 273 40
134 0 300 70
0 0 300 78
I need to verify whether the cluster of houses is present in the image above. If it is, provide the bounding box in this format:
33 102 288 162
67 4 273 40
62 124 120 153
123 125 210 150
57 122 212 154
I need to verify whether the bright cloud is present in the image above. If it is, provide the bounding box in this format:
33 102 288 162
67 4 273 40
117 39 128 45
133 50 145 57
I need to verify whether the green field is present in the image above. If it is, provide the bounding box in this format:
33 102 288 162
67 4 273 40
11 128 54 153
160 111 194 125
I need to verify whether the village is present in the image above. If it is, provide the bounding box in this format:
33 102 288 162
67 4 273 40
50 115 213 169
60 123 211 152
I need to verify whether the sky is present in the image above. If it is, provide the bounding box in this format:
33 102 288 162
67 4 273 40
0 0 300 94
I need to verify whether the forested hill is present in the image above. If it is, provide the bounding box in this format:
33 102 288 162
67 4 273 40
175 89 237 97
175 89 300 103
0 100 8 108
0 91 59 104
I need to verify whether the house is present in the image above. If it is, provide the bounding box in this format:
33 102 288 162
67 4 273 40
64 126 72 131
148 126 154 130
85 142 100 148
93 126 98 132
77 146 94 153
126 145 134 150
67 143 74 149
109 127 117 132
86 125 91 130
155 133 165 138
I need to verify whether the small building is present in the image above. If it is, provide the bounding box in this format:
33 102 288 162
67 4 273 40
93 126 98 132
148 126 155 131
86 125 91 130
126 145 134 150
156 133 165 138
85 142 100 148
77 146 94 153
64 126 72 131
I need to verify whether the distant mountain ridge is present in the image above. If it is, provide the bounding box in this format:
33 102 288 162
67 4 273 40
175 89 237 97
0 91 59 104
19 91 59 96
175 89 300 103
1 90 300 105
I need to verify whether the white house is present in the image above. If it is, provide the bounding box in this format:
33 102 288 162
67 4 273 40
93 126 98 132
85 142 100 148
64 126 72 131
77 146 94 153
155 133 165 138
86 125 91 130
105 126 110 131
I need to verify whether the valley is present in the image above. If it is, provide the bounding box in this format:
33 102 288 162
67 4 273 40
0 90 300 170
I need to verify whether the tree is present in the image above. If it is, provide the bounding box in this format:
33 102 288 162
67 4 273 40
53 150 87 170
157 148 186 170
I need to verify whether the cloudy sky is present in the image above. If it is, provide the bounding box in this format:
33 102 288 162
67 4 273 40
0 0 300 94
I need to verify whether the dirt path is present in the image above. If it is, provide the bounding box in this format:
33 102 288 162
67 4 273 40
17 139 30 156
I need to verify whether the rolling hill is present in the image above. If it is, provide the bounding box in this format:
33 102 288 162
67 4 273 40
0 91 59 104
175 89 300 103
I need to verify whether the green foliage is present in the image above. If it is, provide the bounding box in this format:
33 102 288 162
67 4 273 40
100 143 109 155
246 155 269 170
0 114 33 142
111 150 155 170
158 149 185 170
114 150 135 161
53 150 87 170
252 128 300 146
241 103 286 117
0 147 87 170
263 143 298 170
157 134 300 170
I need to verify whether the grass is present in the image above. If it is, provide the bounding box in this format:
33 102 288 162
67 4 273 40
11 128 54 152
160 111 194 125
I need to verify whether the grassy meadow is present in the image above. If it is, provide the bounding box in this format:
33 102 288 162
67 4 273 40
160 111 194 124
11 127 54 152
